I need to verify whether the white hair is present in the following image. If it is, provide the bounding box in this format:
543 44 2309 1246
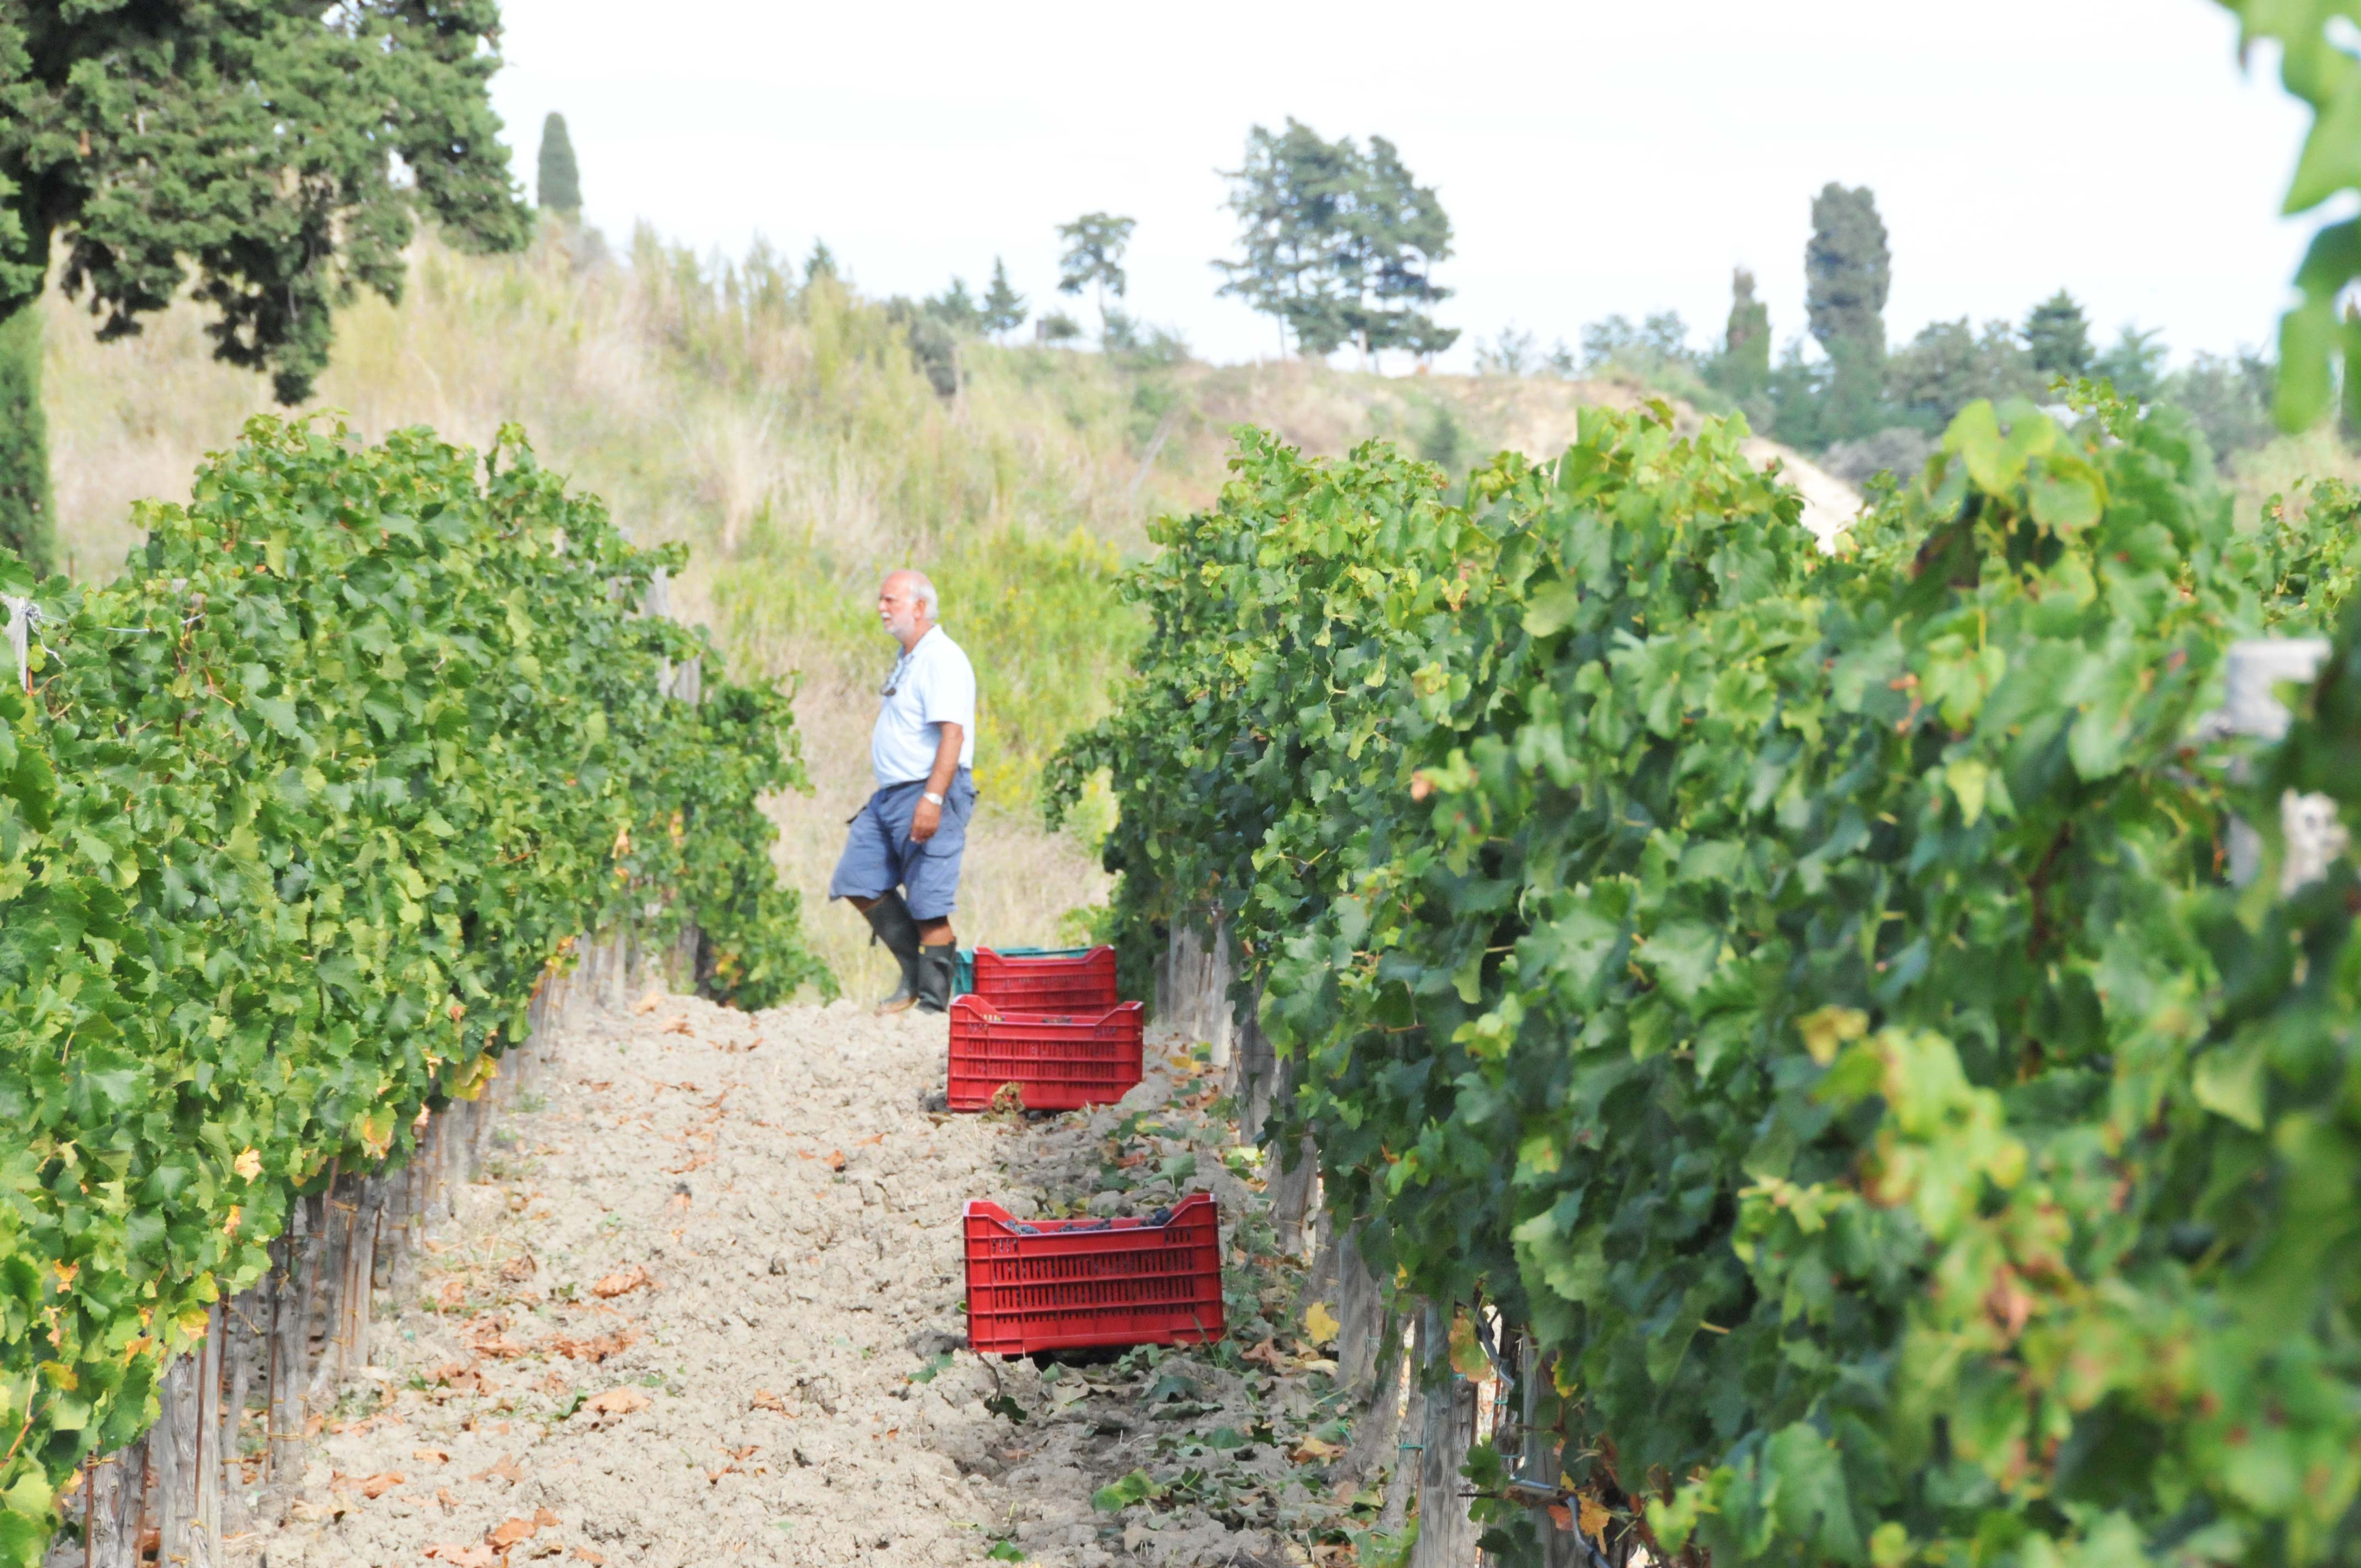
888 569 939 620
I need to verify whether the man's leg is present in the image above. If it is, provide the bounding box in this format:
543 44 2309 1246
830 797 923 1014
904 774 975 1014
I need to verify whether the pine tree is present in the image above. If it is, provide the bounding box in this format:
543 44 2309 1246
0 4 529 572
1721 268 1771 398
806 240 839 285
982 258 1027 340
926 278 983 335
2024 290 2095 382
2094 324 2168 405
1057 214 1136 338
1215 121 1457 364
537 112 582 213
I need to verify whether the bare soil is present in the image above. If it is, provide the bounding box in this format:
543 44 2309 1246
229 993 1361 1568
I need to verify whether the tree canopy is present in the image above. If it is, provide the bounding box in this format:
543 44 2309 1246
0 1 533 407
1214 119 1456 363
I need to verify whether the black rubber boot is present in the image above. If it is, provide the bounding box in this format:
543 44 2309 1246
915 943 958 1015
861 892 923 1015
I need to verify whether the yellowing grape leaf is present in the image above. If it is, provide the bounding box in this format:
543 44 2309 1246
1303 1302 1341 1346
1448 1311 1493 1381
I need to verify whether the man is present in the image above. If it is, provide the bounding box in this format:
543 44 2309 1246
829 569 978 1014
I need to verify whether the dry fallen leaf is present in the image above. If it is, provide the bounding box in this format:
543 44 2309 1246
585 1387 652 1415
590 1264 652 1298
547 1328 639 1363
413 1447 449 1465
1241 1338 1287 1371
720 1444 759 1461
825 1150 846 1172
750 1389 787 1413
423 1546 496 1567
498 1251 538 1283
434 1278 467 1311
360 1471 405 1499
572 1551 607 1566
1577 1493 1612 1538
489 1517 537 1549
661 1015 694 1036
1290 1436 1343 1464
631 989 663 1015
471 1453 525 1485
436 1487 459 1512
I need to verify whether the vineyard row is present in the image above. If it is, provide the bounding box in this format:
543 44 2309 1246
1059 393 2361 1566
0 416 828 1563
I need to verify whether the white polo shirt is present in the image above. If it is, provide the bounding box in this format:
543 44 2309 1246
871 625 977 788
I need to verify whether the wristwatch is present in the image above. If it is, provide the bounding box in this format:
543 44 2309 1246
922 791 945 805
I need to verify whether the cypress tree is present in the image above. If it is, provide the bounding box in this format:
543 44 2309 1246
1804 183 1891 360
1804 184 1891 440
1721 268 1771 399
0 304 53 575
537 112 583 213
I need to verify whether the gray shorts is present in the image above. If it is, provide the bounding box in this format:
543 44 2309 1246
827 771 977 921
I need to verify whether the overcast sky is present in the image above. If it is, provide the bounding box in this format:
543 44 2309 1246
486 1 2320 373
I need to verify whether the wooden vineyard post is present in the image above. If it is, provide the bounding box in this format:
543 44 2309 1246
342 1178 385 1382
1410 1302 1478 1567
271 1206 311 1482
192 1305 221 1564
1339 1309 1410 1488
306 1173 352 1407
1333 1224 1385 1393
152 1353 193 1567
220 1293 255 1532
1379 1310 1427 1535
80 1441 139 1568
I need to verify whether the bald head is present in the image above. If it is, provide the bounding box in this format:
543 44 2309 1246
877 569 939 650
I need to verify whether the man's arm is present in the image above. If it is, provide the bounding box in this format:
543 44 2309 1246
909 721 964 843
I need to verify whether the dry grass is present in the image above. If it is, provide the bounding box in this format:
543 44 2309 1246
2232 426 2361 527
38 224 1858 999
40 225 1143 999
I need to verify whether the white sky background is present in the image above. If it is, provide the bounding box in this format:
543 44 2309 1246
487 0 2319 374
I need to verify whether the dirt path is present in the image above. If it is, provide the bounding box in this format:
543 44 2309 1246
230 993 1363 1568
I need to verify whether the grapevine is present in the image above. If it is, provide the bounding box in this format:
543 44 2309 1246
0 415 828 1561
1060 391 2361 1563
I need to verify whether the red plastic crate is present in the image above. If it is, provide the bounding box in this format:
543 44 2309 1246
963 1193 1226 1355
946 997 1144 1112
970 945 1120 1013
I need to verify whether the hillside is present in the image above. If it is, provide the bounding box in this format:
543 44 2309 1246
39 223 1862 989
